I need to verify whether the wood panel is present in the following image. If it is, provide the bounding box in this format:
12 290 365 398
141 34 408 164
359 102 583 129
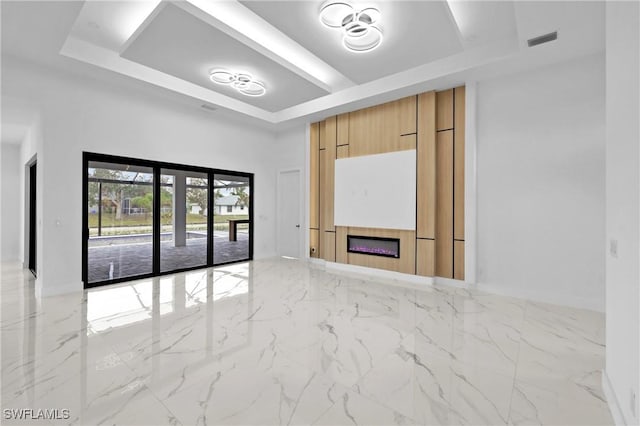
417 91 436 239
309 229 319 258
399 95 417 135
416 239 435 277
323 232 336 262
318 149 326 257
346 227 416 274
436 89 454 131
335 226 348 264
337 144 349 159
454 86 465 240
310 122 320 230
321 139 336 232
348 96 417 157
454 240 465 280
325 115 337 148
337 113 349 146
319 120 327 149
399 134 416 150
435 130 454 278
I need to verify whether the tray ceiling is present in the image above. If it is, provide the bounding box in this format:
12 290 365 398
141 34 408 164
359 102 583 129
0 0 605 126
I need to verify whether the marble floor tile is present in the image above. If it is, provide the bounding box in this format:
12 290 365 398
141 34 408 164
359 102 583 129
1 259 613 426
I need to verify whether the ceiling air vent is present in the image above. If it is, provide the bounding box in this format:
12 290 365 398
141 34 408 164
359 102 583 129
527 31 558 48
200 104 217 112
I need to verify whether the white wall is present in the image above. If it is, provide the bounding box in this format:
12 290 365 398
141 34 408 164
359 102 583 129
604 2 640 424
476 53 606 311
2 57 281 296
1 144 21 261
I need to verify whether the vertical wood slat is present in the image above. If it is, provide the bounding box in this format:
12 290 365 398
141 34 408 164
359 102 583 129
324 232 336 262
417 91 437 239
416 239 435 277
335 226 348 263
309 122 320 230
436 89 454 131
319 120 327 149
435 130 454 278
325 116 337 148
309 229 319 258
454 241 465 280
322 133 336 232
337 114 349 146
318 148 326 258
337 145 349 159
399 95 417 135
454 87 465 241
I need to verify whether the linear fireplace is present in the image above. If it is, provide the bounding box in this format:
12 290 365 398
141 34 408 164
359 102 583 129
347 235 400 258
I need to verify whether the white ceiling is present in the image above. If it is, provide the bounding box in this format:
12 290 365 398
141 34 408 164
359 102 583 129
121 3 329 112
241 1 464 84
0 1 605 127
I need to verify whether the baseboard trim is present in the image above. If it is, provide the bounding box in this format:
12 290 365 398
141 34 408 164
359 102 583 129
327 261 434 285
602 369 627 425
476 282 604 313
37 280 83 298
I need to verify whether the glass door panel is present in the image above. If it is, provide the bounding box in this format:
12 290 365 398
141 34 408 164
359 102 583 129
213 173 251 264
160 169 209 272
87 161 154 283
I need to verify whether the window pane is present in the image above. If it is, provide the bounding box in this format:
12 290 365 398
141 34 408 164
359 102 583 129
213 173 250 264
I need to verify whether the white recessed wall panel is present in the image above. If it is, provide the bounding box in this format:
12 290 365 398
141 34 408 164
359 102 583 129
334 150 416 230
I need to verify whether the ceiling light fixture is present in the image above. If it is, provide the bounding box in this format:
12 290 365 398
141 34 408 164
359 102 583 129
319 1 383 53
209 69 266 97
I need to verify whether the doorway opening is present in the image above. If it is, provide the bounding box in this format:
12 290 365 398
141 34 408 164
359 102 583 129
28 160 36 276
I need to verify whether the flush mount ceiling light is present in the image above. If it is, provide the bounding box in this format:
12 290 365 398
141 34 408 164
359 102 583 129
319 1 383 53
209 69 266 97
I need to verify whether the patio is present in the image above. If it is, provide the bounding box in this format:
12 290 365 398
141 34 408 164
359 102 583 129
87 231 249 283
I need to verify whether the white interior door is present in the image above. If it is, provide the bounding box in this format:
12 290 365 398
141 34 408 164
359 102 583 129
277 169 301 258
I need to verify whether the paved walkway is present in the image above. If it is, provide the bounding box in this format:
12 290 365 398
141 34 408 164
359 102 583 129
87 232 249 283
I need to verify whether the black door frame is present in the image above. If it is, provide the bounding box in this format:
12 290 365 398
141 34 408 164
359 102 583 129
28 160 37 277
82 152 254 289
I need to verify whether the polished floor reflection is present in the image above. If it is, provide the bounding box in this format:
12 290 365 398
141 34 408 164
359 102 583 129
1 259 612 425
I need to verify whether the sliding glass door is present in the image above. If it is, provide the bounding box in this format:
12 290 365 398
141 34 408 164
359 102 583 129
86 160 154 283
160 169 209 272
83 153 253 288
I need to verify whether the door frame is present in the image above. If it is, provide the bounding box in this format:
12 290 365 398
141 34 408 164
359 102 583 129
276 168 303 258
82 152 254 288
26 156 37 277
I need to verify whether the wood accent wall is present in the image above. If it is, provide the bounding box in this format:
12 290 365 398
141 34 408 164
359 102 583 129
309 87 465 281
309 122 320 258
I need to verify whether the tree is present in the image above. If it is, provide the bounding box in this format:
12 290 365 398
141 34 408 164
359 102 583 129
88 168 152 220
232 186 249 210
88 169 125 219
187 178 208 215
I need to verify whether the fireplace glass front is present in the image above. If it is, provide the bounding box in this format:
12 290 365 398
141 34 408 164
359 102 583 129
347 235 400 258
